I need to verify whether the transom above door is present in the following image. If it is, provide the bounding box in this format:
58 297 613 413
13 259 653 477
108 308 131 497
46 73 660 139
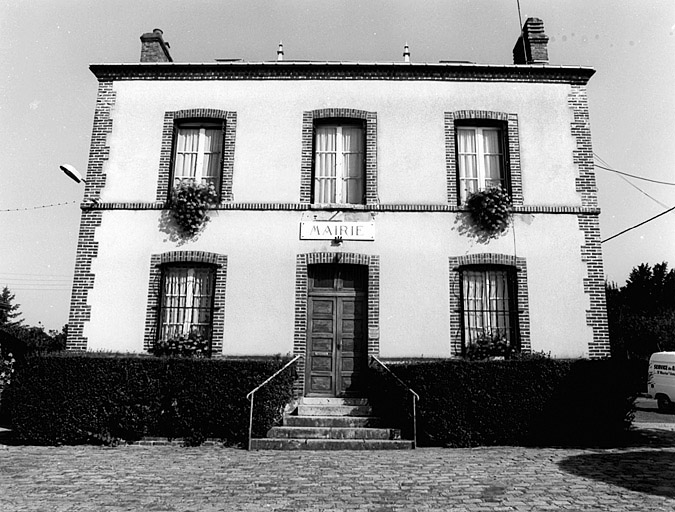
306 264 368 397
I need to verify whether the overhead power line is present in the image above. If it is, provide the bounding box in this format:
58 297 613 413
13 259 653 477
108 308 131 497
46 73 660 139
594 152 670 209
602 205 675 243
594 162 675 186
9 288 71 292
614 173 669 208
0 272 72 277
0 200 79 212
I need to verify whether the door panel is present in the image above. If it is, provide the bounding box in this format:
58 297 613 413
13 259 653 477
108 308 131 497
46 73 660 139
307 296 337 396
310 376 333 393
311 319 334 333
336 296 366 396
312 299 334 315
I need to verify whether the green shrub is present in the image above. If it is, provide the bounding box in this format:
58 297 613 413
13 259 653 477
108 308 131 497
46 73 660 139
4 353 294 446
367 358 643 447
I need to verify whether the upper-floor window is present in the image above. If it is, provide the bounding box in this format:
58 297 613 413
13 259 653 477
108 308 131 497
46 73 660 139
301 109 377 205
156 110 237 203
445 111 522 207
314 123 365 204
457 126 506 203
173 122 224 191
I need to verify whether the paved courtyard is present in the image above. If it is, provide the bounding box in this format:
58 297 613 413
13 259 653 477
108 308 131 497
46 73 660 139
1 424 675 512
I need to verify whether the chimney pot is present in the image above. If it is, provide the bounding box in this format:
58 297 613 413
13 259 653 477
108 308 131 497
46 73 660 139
513 17 549 65
140 28 173 63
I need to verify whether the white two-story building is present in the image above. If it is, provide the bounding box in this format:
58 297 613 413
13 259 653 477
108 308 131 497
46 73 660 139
67 19 609 398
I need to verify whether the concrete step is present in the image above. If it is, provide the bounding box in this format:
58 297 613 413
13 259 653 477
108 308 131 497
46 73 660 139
250 438 414 450
300 397 369 406
267 426 400 440
284 415 383 428
297 404 373 417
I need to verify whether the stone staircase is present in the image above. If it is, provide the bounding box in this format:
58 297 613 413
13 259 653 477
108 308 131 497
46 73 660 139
250 397 414 450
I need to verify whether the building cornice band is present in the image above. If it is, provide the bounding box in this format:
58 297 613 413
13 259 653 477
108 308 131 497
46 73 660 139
89 62 595 85
81 202 600 215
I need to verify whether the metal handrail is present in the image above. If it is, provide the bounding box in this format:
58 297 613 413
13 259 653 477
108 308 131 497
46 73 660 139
370 356 420 448
246 355 302 451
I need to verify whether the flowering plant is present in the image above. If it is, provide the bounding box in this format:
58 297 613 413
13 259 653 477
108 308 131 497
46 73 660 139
169 181 218 238
464 187 513 240
0 351 15 398
465 330 512 360
150 332 211 358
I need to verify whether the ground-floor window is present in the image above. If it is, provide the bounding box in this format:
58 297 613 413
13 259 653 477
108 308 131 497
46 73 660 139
461 266 517 349
158 265 216 342
449 254 530 356
143 251 227 355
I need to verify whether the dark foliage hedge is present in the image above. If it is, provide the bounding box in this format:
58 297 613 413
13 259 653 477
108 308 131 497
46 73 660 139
367 358 644 447
4 353 294 446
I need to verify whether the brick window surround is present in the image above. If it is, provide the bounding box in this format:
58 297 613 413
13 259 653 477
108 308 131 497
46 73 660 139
293 252 380 396
445 110 522 207
143 251 228 354
300 108 378 205
448 253 530 356
155 109 237 203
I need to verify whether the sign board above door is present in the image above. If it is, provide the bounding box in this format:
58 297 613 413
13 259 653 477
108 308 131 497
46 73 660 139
300 221 375 241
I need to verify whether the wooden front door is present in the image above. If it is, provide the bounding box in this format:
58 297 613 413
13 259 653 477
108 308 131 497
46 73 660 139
306 264 367 396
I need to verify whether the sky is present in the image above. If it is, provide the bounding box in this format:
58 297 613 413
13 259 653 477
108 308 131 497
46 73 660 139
1 0 674 331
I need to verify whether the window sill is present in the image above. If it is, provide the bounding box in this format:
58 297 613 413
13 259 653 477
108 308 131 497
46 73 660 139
309 203 368 211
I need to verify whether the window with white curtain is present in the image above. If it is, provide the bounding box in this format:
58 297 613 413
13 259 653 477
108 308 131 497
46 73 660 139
457 126 505 203
173 123 223 192
313 124 364 204
158 266 216 342
461 267 516 348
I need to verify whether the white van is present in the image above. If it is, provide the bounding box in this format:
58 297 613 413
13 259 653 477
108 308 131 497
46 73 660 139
648 352 675 412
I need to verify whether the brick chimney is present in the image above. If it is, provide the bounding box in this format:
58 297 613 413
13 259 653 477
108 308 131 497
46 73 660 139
513 18 549 64
140 28 173 63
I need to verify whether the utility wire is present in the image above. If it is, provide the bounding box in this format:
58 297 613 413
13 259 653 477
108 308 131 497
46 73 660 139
2 276 71 281
0 200 79 212
594 153 670 208
516 0 526 59
615 173 669 208
593 156 675 186
0 272 72 277
602 205 675 243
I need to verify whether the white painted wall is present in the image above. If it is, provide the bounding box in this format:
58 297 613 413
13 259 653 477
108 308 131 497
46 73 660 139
102 79 581 206
82 75 595 358
84 210 592 358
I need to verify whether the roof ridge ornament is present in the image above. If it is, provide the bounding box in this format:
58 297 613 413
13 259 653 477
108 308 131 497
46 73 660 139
403 43 410 63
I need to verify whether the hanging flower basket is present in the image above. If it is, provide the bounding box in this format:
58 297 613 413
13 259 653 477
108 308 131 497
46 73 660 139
464 187 513 239
169 181 218 238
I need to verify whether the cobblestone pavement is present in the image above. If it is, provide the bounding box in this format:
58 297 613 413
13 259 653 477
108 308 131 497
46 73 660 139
1 426 675 512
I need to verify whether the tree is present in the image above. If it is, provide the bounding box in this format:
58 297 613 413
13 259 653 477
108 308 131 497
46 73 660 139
606 262 675 359
0 287 66 355
0 286 24 328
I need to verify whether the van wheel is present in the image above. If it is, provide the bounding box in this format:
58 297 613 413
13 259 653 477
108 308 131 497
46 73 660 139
657 395 673 413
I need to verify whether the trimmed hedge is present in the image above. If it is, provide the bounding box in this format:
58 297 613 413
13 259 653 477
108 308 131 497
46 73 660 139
5 354 645 448
367 358 644 447
4 353 294 446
